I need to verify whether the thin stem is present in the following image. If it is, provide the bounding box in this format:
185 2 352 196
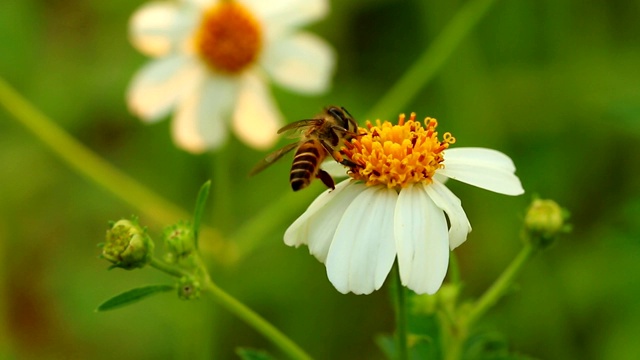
0 77 231 260
465 244 536 328
0 78 185 225
152 253 310 359
149 257 190 278
227 188 318 262
203 278 313 360
365 0 498 121
446 244 537 360
393 264 409 360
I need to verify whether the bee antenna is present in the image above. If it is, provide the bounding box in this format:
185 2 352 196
327 106 345 120
341 106 354 118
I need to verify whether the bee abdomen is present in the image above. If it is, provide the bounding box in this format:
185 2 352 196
290 142 322 191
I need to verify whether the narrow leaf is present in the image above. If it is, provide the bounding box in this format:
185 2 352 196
96 284 174 312
236 348 276 360
192 180 211 249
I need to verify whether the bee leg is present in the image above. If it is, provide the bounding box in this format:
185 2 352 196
320 140 356 167
339 157 359 168
328 147 359 169
316 169 335 190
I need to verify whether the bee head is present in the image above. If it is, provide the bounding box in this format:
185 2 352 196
327 106 357 132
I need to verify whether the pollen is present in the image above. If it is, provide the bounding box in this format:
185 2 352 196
195 2 262 74
342 113 456 189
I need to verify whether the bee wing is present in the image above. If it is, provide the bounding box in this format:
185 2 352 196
277 119 320 135
248 142 300 176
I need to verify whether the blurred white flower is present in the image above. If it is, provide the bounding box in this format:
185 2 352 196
127 0 335 153
285 114 524 295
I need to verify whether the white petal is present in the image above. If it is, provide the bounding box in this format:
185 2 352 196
433 172 449 185
172 75 238 153
129 2 198 57
445 148 516 171
284 179 354 248
438 147 525 196
127 55 203 122
424 180 472 250
326 186 398 295
320 161 349 178
262 32 335 94
241 0 327 35
232 72 283 149
394 184 450 295
305 182 366 262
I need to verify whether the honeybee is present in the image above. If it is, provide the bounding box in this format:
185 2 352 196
249 106 359 191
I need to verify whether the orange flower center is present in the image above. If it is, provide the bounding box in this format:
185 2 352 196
342 113 456 189
195 2 262 74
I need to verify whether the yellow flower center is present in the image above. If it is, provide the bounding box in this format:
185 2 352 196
195 2 262 74
342 113 456 189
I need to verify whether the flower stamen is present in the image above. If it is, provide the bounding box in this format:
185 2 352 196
195 2 262 74
342 113 456 189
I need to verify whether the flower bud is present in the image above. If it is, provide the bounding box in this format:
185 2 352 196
523 199 569 249
163 222 195 263
102 218 154 270
178 276 201 300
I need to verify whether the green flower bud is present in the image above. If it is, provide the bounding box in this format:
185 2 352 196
523 199 569 249
163 222 195 262
102 218 154 270
178 276 201 300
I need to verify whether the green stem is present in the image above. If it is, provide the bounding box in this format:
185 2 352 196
365 0 498 120
446 245 537 360
151 254 310 359
0 77 187 225
393 264 409 360
0 77 232 260
203 278 313 360
227 188 318 262
465 244 536 328
149 257 190 278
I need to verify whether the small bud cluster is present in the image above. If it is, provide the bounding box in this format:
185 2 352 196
178 276 202 300
102 218 154 270
163 221 196 265
100 217 205 300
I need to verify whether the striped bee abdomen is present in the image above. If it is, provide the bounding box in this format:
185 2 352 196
290 140 325 191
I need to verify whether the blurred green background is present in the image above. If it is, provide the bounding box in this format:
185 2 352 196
2 0 640 359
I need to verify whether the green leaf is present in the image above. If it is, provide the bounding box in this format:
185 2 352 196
236 348 276 360
192 180 211 249
95 284 174 312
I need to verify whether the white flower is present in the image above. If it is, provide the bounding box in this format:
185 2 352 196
127 0 335 153
284 114 524 295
